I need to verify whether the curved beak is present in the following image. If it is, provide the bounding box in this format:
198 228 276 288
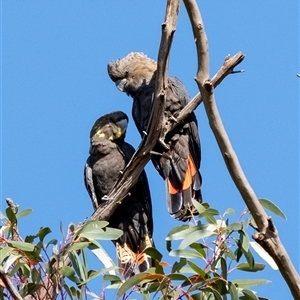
115 78 127 92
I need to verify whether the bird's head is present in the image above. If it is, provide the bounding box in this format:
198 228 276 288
90 111 129 147
107 52 157 96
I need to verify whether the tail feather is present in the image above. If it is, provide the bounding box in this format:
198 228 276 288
167 154 202 221
116 234 154 279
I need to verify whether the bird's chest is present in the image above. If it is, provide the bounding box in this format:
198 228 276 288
92 152 125 196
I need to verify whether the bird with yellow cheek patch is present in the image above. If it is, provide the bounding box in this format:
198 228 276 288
84 111 155 279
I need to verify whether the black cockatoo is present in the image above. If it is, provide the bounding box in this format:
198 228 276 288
107 52 202 221
84 111 154 278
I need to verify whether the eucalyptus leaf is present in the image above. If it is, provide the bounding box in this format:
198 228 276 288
19 283 42 298
226 222 242 231
3 254 22 273
88 242 117 275
228 281 239 300
236 262 265 272
178 225 215 249
224 208 235 216
250 241 278 270
169 249 204 259
78 226 122 240
7 241 35 252
144 247 162 261
242 289 260 300
232 279 271 289
172 257 187 273
191 199 207 214
187 260 207 277
16 208 33 219
258 198 286 219
6 207 17 224
37 227 52 242
117 272 149 297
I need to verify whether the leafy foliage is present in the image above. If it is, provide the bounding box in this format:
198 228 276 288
0 200 282 299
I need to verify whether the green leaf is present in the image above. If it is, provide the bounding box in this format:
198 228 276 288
220 257 227 280
178 225 214 249
7 241 35 252
67 241 91 252
168 273 189 281
77 221 122 240
45 239 57 249
236 262 265 272
203 213 217 225
172 257 187 273
63 284 74 300
16 208 33 219
117 272 149 298
68 250 86 281
224 208 235 216
169 249 204 259
226 222 242 231
242 289 260 300
249 241 278 270
77 220 109 233
187 260 207 277
166 224 190 240
239 230 250 252
37 227 52 241
103 274 122 284
3 254 22 273
232 279 271 289
0 247 14 264
228 281 239 300
85 267 119 283
202 287 223 300
242 218 250 230
258 198 286 219
60 266 80 283
5 207 17 224
190 243 206 258
60 266 75 277
191 199 207 214
224 248 236 260
19 283 42 298
144 247 162 261
88 242 117 274
31 268 42 284
60 220 64 236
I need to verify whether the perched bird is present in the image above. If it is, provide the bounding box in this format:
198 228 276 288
84 111 154 278
108 52 202 221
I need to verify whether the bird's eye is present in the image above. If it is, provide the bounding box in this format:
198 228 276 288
125 70 129 77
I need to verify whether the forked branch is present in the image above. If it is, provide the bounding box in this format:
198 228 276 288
91 0 181 221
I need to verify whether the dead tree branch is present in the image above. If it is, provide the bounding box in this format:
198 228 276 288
0 268 23 300
91 0 181 222
182 0 300 298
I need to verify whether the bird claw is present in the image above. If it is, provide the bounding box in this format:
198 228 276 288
101 195 110 201
158 138 170 150
170 115 178 123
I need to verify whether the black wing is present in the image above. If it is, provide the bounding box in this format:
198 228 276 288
84 157 98 210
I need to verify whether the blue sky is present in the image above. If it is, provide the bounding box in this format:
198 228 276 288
1 1 299 299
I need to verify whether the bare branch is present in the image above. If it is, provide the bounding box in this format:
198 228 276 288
91 0 181 222
166 52 245 134
0 268 24 300
183 0 300 297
